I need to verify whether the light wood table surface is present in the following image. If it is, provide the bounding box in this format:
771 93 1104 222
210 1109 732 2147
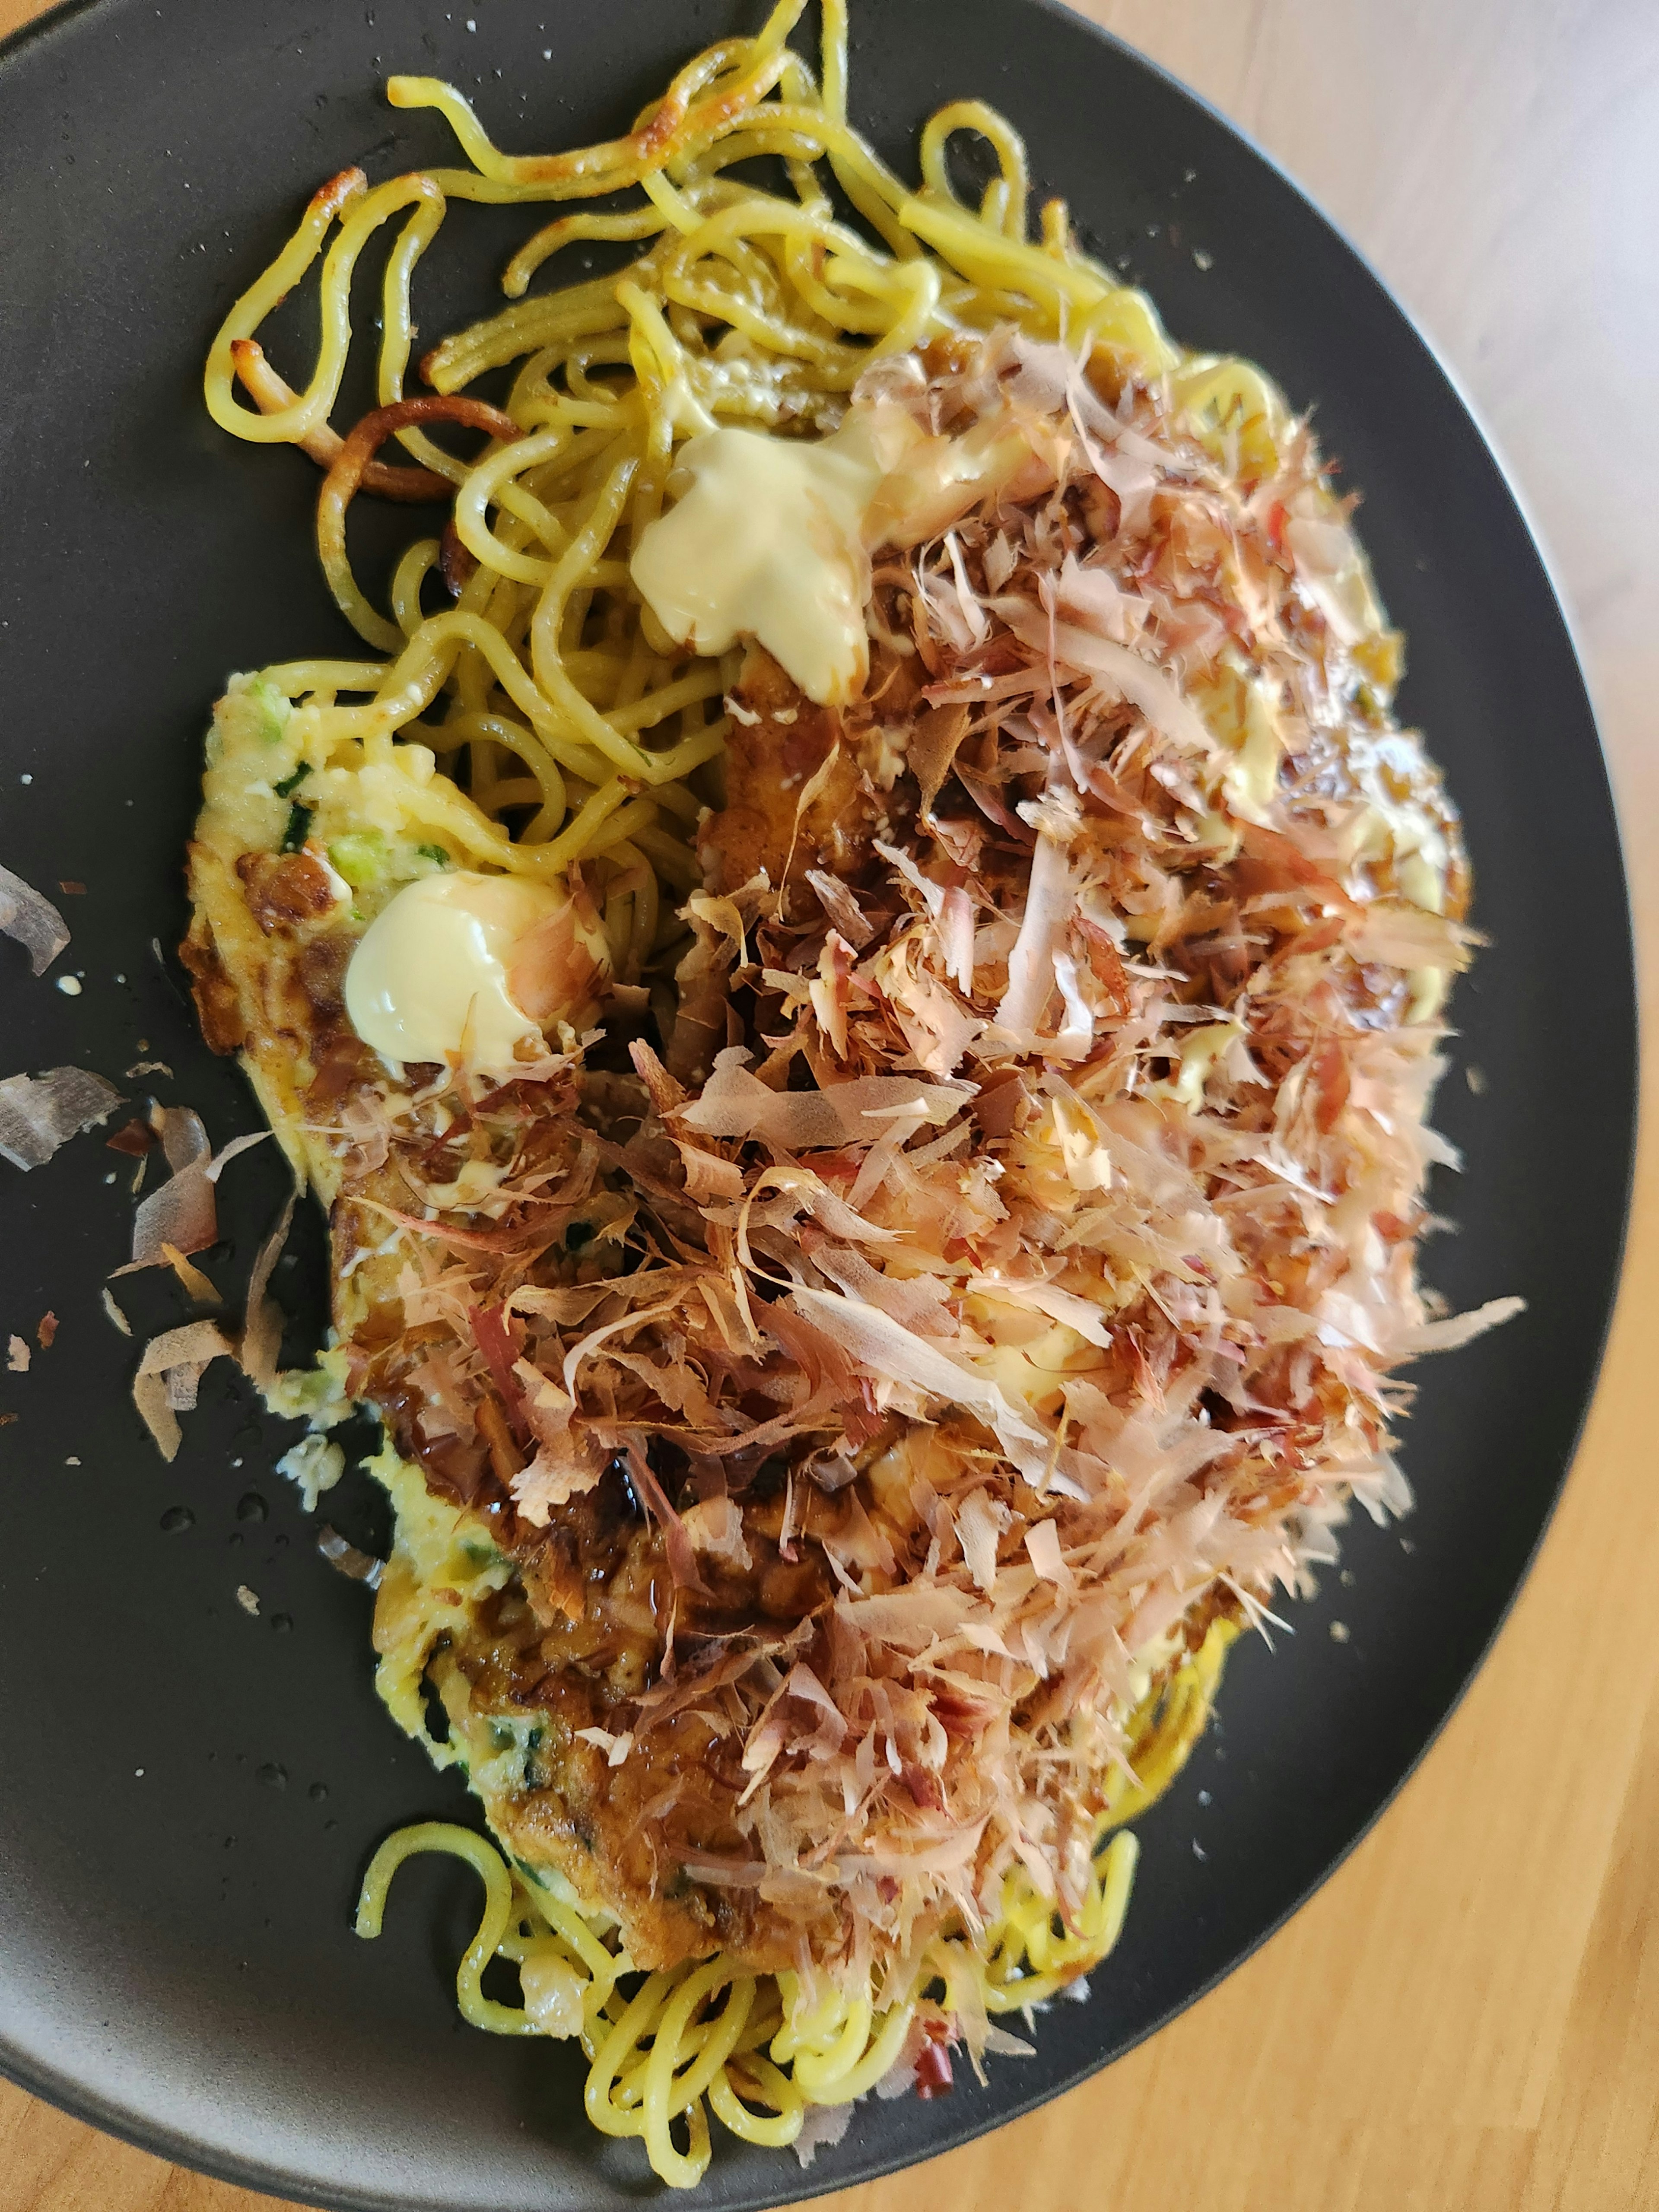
3 1 1655 2207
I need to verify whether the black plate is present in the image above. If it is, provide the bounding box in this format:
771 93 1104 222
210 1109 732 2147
0 0 1634 2205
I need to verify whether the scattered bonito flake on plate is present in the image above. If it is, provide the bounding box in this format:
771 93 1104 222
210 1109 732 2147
0 863 69 975
110 1107 269 1275
130 1319 238 1462
316 1525 384 1586
126 1184 312 1463
0 1066 122 1170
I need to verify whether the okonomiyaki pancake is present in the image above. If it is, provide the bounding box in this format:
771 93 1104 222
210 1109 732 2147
181 329 1483 1981
175 9 1519 2171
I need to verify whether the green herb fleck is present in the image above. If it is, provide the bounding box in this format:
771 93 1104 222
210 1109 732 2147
251 678 288 746
273 761 311 800
279 801 314 854
416 843 451 867
328 830 388 888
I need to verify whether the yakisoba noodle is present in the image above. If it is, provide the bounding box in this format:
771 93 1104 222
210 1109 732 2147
202 0 1180 956
353 1622 1232 2185
192 0 1493 2187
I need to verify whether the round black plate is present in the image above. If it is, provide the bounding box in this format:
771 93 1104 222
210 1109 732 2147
0 1 1634 2206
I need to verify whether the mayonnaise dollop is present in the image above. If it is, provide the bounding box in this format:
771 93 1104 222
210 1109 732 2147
629 400 1053 706
344 871 605 1068
629 416 890 706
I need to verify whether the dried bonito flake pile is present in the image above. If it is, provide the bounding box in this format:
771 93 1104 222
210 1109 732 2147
321 329 1515 1983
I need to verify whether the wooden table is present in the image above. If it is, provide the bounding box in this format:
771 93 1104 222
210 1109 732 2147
3 0 1655 2206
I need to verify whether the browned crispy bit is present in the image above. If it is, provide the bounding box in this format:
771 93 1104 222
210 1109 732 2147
440 516 478 596
318 397 519 583
235 849 338 934
525 1532 586 1626
177 912 248 1055
229 337 453 502
699 646 883 909
476 1395 525 1486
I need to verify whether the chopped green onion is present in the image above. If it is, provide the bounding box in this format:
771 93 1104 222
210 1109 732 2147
328 830 389 888
280 801 315 854
273 761 311 799
251 678 289 746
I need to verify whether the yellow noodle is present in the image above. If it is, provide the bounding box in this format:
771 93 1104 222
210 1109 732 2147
206 174 443 446
919 99 1031 240
422 277 634 394
452 425 574 584
262 658 391 698
376 185 457 480
383 0 806 195
355 1821 544 2035
389 539 441 639
203 170 368 442
437 710 568 829
707 2053 805 2147
632 821 704 894
503 205 670 302
609 665 726 734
